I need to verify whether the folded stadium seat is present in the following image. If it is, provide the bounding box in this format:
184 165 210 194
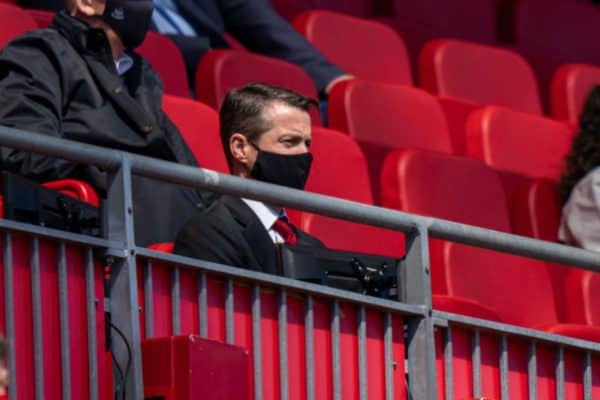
513 0 600 112
551 63 600 124
380 149 600 341
195 49 322 125
419 39 543 115
465 106 575 181
465 105 575 234
381 0 498 76
510 178 561 242
136 31 190 98
0 3 37 48
26 9 54 28
328 79 453 201
290 126 405 257
511 178 600 330
292 10 413 85
162 95 228 173
380 149 561 326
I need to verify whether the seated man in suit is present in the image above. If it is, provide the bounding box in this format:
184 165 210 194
0 0 210 245
174 83 323 273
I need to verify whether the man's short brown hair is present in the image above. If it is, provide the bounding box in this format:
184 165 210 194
219 83 318 169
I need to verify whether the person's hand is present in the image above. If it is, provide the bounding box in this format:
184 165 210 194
324 74 354 96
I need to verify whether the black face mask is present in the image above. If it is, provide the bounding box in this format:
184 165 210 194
102 0 153 49
250 148 313 190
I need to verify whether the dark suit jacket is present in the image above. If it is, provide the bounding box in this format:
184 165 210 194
0 13 208 245
174 195 324 274
164 0 344 93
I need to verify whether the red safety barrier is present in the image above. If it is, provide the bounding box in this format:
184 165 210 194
0 234 107 399
137 258 408 400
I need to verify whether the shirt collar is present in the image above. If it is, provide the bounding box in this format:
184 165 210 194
241 198 286 231
114 53 134 76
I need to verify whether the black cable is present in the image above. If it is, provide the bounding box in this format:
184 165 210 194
110 347 124 399
110 321 132 400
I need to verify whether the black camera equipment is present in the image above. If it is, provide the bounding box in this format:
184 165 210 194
1 172 101 236
277 244 405 301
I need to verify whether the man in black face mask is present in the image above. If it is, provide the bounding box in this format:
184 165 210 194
174 83 324 274
0 0 211 245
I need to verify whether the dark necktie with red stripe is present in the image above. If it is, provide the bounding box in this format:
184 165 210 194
273 217 298 245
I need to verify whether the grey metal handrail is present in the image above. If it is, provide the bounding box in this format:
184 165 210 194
1 125 598 271
3 125 600 400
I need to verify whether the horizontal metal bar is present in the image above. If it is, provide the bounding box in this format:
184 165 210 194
0 218 117 249
434 311 600 352
136 248 427 316
2 127 600 272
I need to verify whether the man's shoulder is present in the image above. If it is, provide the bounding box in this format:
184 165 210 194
3 28 69 53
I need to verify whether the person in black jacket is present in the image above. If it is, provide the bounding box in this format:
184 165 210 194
0 0 210 245
19 0 351 95
174 83 323 273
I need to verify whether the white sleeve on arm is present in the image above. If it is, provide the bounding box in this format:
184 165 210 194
559 167 600 252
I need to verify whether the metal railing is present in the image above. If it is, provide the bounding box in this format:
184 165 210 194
2 125 600 399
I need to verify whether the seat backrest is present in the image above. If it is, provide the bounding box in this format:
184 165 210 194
195 49 321 125
466 106 574 180
27 9 54 28
293 10 412 85
380 149 560 327
566 268 600 326
161 95 228 173
0 3 37 48
551 63 600 124
419 39 542 114
510 178 562 242
295 126 405 257
329 80 452 199
136 31 190 98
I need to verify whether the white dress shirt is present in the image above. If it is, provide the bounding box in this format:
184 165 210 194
242 198 288 244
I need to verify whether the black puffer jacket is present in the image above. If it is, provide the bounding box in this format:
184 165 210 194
0 12 208 245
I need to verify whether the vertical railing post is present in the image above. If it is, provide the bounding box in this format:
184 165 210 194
105 155 144 399
404 226 437 400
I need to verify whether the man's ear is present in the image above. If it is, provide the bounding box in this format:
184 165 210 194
229 133 251 167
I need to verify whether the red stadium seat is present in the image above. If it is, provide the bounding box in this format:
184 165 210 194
162 95 228 173
514 0 600 112
292 126 405 257
420 39 543 115
328 80 453 199
293 10 412 85
466 106 574 180
27 9 54 28
381 149 600 340
147 242 175 253
136 31 190 98
565 268 600 327
42 179 100 207
551 63 600 124
381 150 561 327
0 3 37 48
195 49 321 125
510 178 561 242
